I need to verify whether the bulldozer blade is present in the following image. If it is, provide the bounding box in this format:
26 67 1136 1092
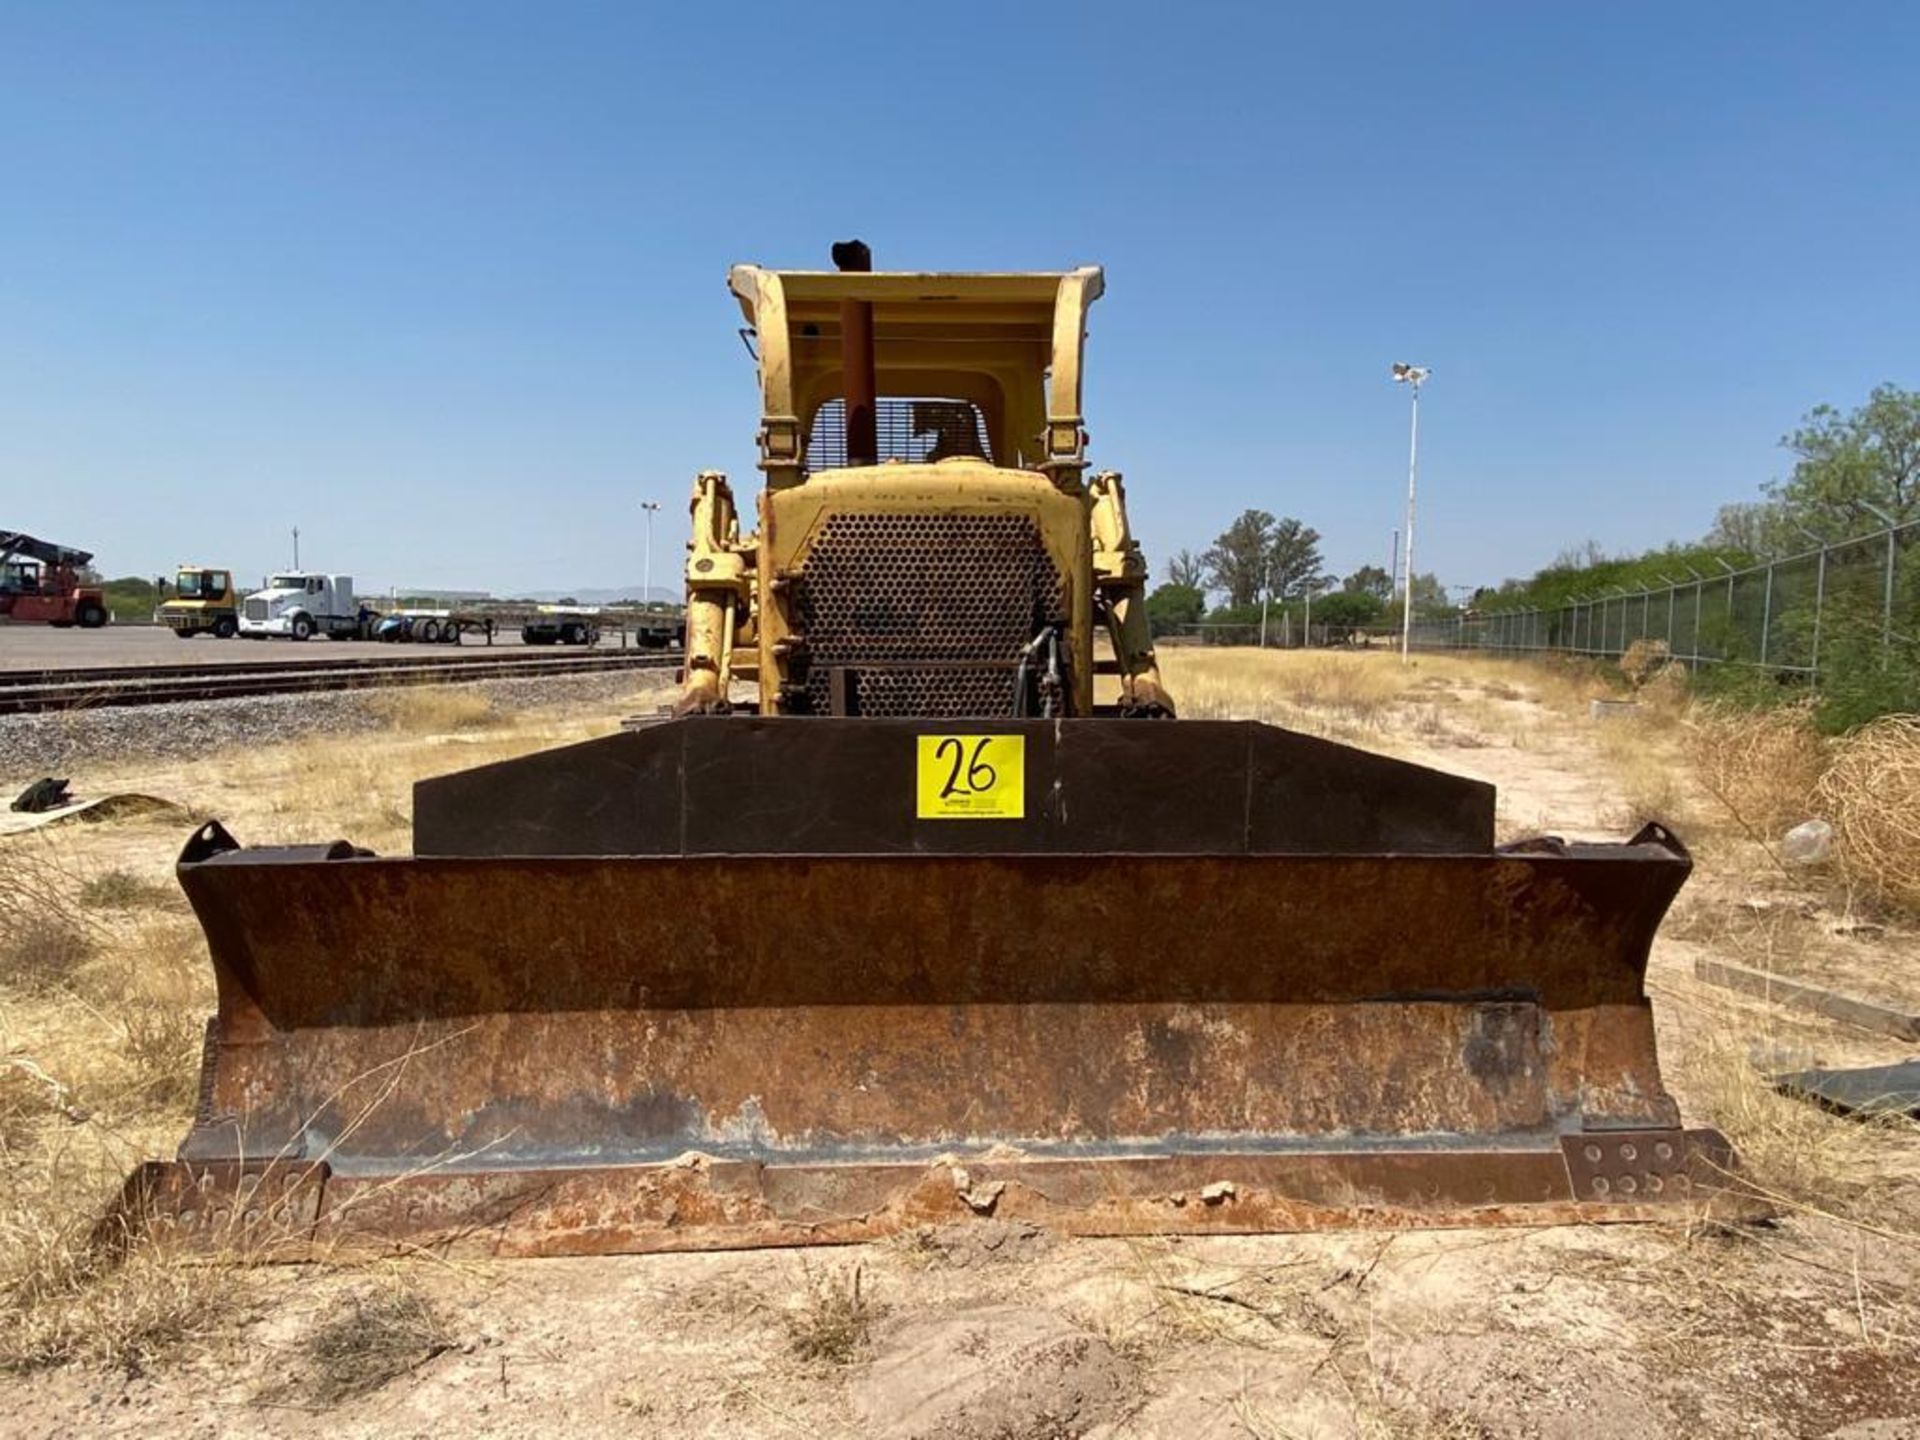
126 721 1749 1257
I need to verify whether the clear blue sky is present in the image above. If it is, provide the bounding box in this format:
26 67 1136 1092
3 3 1916 598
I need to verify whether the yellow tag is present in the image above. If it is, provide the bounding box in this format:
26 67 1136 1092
915 735 1025 819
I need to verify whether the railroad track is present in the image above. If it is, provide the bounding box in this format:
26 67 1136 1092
0 650 682 716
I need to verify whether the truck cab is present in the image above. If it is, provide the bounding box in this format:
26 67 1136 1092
239 572 371 641
159 566 238 638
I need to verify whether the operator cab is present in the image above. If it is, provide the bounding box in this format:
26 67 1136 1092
175 567 231 600
2 558 42 595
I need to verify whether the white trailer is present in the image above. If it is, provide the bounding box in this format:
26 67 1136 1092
238 573 375 641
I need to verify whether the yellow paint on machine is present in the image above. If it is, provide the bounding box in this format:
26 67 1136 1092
915 735 1025 819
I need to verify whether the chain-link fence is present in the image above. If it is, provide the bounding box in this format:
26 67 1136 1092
1411 519 1920 687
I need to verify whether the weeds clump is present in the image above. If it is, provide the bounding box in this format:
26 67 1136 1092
78 870 180 913
1684 701 1827 841
372 686 500 734
0 1146 247 1380
1680 1022 1920 1228
1 856 94 993
280 1283 452 1404
1595 719 1696 829
0 914 94 994
0 1240 242 1377
1817 714 1920 914
118 1005 204 1112
785 1264 880 1365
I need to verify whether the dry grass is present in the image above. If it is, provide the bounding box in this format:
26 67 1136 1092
0 683 669 1382
1678 1016 1920 1230
1 847 229 1376
77 868 182 913
1594 717 1698 830
1684 701 1829 843
1160 649 1410 740
370 685 501 734
0 1222 249 1377
784 1263 881 1365
1818 714 1920 914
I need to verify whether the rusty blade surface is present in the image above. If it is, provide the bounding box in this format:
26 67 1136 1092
163 844 1695 1230
124 1125 1757 1260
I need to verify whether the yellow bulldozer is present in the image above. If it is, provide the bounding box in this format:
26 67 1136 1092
125 246 1735 1257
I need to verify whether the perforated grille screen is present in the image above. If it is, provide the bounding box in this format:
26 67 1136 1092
789 512 1065 717
806 398 993 471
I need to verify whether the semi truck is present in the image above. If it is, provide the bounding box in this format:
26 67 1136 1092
238 572 377 641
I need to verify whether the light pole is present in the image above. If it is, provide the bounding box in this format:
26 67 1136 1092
640 501 661 608
1391 363 1429 661
1258 556 1273 649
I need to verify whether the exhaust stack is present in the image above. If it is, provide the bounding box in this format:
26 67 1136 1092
832 239 876 467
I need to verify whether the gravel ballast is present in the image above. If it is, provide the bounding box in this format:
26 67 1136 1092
0 672 672 779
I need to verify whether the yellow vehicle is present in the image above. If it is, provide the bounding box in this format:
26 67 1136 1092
124 247 1738 1258
158 565 239 638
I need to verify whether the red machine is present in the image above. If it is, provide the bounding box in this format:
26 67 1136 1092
0 531 108 628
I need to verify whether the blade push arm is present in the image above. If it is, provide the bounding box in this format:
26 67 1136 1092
674 471 755 716
1089 471 1174 717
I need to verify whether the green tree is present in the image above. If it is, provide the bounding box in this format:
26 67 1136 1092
1202 511 1275 608
1165 549 1204 589
1407 572 1449 618
1342 564 1392 599
1267 517 1327 600
1704 501 1777 557
1201 511 1327 608
1313 590 1383 627
1770 384 1920 535
1145 581 1205 633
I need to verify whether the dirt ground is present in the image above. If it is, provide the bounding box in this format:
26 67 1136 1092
4 652 1918 1439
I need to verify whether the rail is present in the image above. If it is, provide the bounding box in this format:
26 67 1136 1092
0 651 682 717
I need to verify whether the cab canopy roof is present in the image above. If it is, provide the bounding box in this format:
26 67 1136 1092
1 531 94 568
727 265 1104 477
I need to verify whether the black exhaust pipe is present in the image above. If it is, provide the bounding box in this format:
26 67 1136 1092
832 240 876 468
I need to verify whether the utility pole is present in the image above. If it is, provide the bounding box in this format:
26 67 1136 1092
640 501 661 608
1390 364 1430 662
292 525 300 570
1258 555 1273 649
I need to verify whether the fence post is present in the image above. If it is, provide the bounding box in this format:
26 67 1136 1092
1888 527 1899 653
1857 504 1898 656
1688 568 1705 669
1715 558 1736 663
1760 561 1773 667
1654 574 1677 652
1811 543 1827 678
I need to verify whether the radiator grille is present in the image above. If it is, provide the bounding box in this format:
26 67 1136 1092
806 398 992 472
789 512 1065 717
243 598 270 621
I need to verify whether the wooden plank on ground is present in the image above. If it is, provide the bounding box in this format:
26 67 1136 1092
1693 957 1920 1041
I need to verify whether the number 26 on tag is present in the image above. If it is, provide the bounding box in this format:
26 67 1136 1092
915 735 1025 819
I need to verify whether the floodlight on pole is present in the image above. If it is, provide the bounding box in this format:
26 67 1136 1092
1390 364 1430 662
640 501 662 609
